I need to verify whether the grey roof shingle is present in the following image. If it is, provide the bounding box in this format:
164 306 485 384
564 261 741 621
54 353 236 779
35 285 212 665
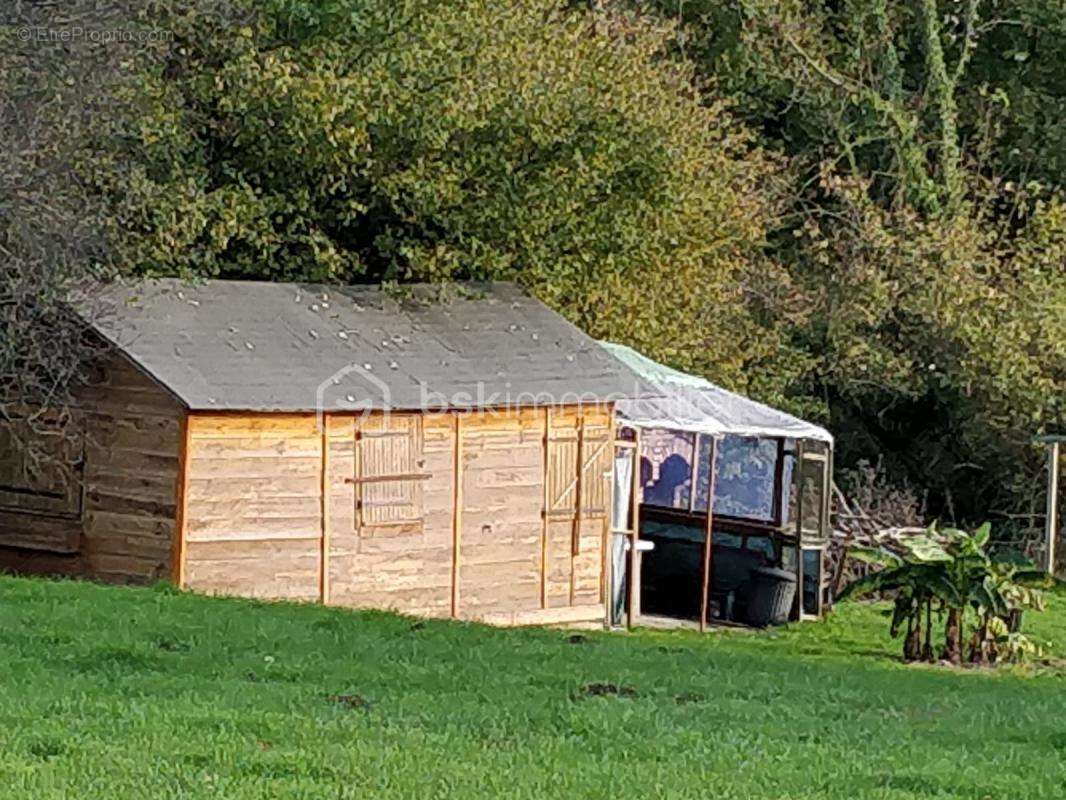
79 279 650 412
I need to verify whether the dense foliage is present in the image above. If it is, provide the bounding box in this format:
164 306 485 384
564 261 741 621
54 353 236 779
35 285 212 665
79 0 796 393
3 0 1063 526
642 0 1066 524
842 522 1049 664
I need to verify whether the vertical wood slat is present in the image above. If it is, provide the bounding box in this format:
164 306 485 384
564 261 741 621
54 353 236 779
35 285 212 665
820 445 834 614
352 420 363 547
699 436 718 633
541 408 551 609
600 410 616 613
568 414 584 606
548 440 578 514
450 412 463 618
579 431 612 515
319 414 330 604
571 414 585 560
172 414 191 588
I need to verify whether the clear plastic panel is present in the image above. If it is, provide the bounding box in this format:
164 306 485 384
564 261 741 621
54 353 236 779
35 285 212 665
798 455 827 542
802 548 823 616
639 428 695 510
694 435 779 522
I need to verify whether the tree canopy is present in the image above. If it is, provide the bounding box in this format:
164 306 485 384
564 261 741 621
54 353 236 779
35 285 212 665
82 0 795 394
643 0 1065 523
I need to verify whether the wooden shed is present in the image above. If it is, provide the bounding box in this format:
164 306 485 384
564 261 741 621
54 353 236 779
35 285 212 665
0 280 645 627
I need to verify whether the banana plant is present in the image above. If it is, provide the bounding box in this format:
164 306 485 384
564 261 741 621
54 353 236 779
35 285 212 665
841 529 953 662
840 522 1048 664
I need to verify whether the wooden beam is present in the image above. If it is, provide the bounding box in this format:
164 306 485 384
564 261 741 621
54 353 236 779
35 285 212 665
600 408 616 619
474 603 605 628
352 419 363 539
450 412 464 618
186 531 320 544
171 413 191 589
1048 441 1060 576
569 415 585 606
699 436 718 633
793 440 805 621
319 414 331 605
820 445 834 615
541 407 551 609
344 472 432 485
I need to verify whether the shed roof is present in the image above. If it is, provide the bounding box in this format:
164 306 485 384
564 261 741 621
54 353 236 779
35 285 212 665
601 342 833 444
79 280 649 413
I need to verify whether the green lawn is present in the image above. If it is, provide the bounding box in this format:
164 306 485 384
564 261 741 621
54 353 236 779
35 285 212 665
2 575 1065 799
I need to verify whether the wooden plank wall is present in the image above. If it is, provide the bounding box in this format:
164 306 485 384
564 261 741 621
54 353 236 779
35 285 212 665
0 354 614 623
179 405 612 626
457 408 546 618
182 414 321 600
0 353 185 582
79 358 184 582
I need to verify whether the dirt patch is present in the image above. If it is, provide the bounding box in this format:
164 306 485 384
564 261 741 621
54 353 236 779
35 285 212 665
327 693 371 710
657 645 688 655
674 691 705 705
156 637 191 652
572 682 639 701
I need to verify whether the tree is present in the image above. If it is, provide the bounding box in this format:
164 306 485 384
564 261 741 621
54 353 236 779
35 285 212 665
638 0 1066 525
1 0 253 459
0 2 123 452
78 0 796 397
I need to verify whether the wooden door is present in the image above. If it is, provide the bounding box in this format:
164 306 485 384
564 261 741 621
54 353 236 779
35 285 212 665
543 410 613 609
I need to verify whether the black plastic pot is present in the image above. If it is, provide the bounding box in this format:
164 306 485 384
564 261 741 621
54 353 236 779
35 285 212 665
745 567 797 627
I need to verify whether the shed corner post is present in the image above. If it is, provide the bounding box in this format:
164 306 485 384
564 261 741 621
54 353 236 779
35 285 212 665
171 412 191 590
450 411 464 619
601 404 616 630
319 413 331 605
821 442 834 616
793 439 805 623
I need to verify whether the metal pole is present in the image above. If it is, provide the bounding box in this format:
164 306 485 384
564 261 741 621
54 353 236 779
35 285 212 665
1048 441 1060 576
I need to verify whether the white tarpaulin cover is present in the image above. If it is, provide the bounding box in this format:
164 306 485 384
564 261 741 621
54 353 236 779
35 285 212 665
600 342 833 444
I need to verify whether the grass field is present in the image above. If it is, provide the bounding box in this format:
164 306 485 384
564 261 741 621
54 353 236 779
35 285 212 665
2 575 1065 799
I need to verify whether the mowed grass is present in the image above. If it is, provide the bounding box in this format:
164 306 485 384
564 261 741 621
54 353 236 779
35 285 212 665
2 576 1066 799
